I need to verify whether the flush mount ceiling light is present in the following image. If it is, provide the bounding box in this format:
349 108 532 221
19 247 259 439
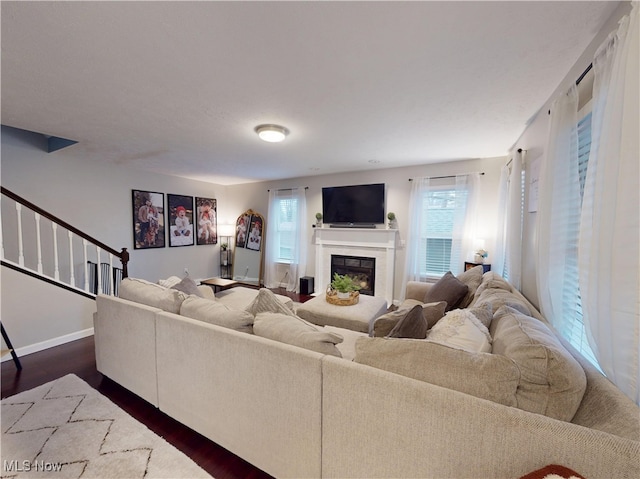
255 124 289 143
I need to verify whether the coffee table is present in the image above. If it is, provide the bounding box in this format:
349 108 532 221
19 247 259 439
296 293 388 334
200 277 238 293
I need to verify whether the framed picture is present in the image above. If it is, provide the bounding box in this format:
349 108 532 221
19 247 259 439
132 190 165 249
246 214 263 251
195 197 217 245
167 194 194 247
235 213 251 249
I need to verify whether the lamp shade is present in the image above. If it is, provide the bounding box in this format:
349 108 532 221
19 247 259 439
219 223 235 237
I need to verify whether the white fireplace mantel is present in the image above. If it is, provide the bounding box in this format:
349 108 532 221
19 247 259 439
314 228 398 305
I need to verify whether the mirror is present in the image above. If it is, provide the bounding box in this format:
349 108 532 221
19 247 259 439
232 209 265 286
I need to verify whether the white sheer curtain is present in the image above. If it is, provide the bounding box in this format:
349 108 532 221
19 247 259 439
579 5 639 404
536 84 580 331
264 187 308 292
450 173 480 273
494 150 523 289
402 173 479 298
403 177 431 296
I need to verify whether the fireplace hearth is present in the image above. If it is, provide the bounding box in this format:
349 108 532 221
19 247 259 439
331 255 375 296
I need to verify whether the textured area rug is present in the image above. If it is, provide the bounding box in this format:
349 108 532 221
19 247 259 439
1 374 211 478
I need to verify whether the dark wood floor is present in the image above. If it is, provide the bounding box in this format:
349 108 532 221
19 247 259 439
0 287 315 478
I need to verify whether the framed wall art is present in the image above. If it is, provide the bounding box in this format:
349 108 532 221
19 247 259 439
195 197 217 245
167 194 194 247
246 214 263 252
132 190 165 249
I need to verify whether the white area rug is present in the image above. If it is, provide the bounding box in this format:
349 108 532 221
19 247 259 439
1 374 211 478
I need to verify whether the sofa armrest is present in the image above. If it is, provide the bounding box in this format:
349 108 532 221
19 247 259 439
404 281 432 302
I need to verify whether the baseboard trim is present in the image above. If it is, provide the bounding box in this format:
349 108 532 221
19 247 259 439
1 328 94 362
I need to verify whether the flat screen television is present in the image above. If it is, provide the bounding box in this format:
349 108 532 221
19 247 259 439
322 183 385 226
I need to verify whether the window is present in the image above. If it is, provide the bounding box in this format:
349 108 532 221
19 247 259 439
561 109 600 369
502 169 526 283
419 188 467 277
273 197 298 262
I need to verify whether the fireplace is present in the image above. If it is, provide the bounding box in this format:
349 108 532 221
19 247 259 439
314 227 397 305
331 255 375 296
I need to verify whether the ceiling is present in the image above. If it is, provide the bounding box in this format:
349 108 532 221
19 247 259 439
1 1 619 185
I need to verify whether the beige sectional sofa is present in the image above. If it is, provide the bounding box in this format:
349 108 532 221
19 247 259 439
93 274 640 478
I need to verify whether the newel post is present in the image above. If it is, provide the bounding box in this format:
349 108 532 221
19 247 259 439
120 247 129 278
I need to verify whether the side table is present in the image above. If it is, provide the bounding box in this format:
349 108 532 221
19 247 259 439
464 262 491 273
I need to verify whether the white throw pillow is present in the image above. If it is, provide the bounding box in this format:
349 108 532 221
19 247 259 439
427 309 492 353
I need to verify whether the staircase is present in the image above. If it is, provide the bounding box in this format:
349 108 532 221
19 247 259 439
1 186 129 365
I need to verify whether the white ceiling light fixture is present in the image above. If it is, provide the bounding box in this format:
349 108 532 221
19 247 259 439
255 124 289 143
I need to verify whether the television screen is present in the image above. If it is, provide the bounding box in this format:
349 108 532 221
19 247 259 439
322 183 385 225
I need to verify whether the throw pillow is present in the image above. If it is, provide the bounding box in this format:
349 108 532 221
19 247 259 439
355 337 519 407
171 276 204 297
423 272 469 311
468 303 494 328
455 265 484 308
246 288 297 317
180 296 254 333
119 277 186 314
386 305 428 339
253 312 343 357
427 309 492 353
370 301 446 337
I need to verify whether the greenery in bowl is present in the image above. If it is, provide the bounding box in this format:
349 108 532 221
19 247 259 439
387 212 396 221
315 212 323 221
330 273 361 293
220 243 228 250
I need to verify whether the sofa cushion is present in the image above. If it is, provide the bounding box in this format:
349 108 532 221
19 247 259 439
119 277 186 314
371 301 446 337
245 288 297 317
171 276 204 297
180 296 254 333
253 312 343 357
355 337 519 407
387 305 428 339
455 265 484 308
427 309 492 353
423 272 468 311
473 271 513 299
158 276 183 288
490 306 587 421
474 287 532 316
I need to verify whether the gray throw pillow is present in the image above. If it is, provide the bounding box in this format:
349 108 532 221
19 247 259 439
386 305 428 339
171 276 204 297
423 271 469 311
245 288 297 317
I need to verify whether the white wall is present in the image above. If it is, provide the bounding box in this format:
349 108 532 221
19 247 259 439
510 1 632 309
227 156 505 301
1 126 229 282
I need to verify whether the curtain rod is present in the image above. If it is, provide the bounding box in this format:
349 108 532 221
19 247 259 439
408 172 484 181
505 148 524 168
267 186 309 192
549 63 593 115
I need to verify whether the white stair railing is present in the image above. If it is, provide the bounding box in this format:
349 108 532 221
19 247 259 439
1 187 128 298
